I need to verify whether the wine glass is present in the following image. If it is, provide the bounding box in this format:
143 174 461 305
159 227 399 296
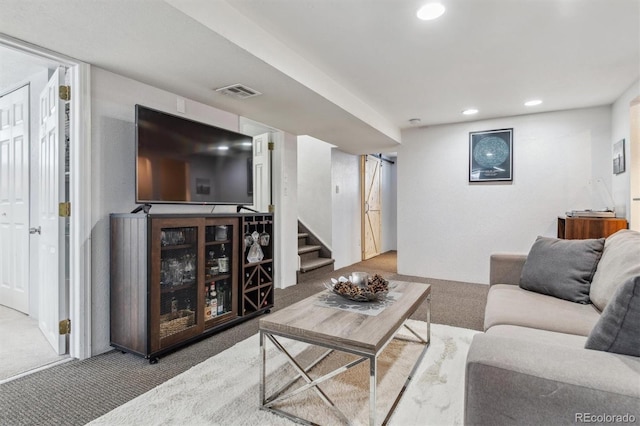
244 224 253 251
259 222 270 246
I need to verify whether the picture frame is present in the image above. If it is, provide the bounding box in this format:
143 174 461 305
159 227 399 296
469 128 513 182
613 139 625 175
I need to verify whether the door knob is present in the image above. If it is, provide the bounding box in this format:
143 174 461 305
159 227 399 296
29 226 41 235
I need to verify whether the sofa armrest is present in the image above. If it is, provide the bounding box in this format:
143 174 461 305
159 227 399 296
465 334 640 425
489 254 527 286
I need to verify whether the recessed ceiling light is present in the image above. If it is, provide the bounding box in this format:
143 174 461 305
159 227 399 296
524 99 543 106
417 3 446 20
408 118 422 125
462 109 478 115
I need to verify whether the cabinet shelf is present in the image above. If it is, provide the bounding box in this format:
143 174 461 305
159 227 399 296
160 281 196 293
204 273 232 284
161 244 194 251
244 259 273 267
205 239 232 246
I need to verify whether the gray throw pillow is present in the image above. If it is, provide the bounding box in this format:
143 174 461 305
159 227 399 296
519 236 605 304
585 276 640 357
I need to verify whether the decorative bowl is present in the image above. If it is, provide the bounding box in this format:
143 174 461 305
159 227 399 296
323 275 389 302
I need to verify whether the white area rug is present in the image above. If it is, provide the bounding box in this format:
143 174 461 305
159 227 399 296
90 321 478 426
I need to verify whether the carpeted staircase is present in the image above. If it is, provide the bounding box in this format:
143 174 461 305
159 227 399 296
297 221 335 283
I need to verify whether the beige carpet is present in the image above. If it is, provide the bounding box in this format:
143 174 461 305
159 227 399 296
0 305 68 383
89 320 478 426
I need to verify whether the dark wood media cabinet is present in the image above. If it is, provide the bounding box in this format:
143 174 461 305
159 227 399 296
110 212 274 363
557 216 628 239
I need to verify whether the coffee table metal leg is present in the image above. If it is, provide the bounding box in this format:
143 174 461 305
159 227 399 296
370 354 377 426
260 331 266 406
261 332 359 424
427 293 431 344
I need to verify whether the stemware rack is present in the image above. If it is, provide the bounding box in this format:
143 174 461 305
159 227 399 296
240 215 274 316
110 212 274 363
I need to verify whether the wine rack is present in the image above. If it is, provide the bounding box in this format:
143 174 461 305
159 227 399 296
240 214 274 316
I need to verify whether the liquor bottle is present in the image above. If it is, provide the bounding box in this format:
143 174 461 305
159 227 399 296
218 244 229 273
217 282 225 315
224 281 231 312
210 287 217 317
204 288 211 320
207 250 219 276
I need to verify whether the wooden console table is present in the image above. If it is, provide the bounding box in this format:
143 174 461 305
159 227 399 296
557 216 628 239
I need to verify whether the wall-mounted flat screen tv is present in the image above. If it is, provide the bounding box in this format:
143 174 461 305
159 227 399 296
135 104 253 205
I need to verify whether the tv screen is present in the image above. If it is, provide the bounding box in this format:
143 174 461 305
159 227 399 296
135 105 254 205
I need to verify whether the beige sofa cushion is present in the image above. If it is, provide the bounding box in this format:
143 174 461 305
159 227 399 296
486 324 587 348
590 229 640 311
485 284 601 336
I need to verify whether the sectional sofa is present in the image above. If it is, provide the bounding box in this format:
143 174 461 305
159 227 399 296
464 229 640 425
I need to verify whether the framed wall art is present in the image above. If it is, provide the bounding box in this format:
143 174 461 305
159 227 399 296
469 128 513 182
613 138 625 175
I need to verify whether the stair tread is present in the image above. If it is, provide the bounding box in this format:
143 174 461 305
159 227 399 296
298 232 309 238
300 257 335 272
298 244 322 254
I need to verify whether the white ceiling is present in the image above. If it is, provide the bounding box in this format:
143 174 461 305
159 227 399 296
0 0 638 154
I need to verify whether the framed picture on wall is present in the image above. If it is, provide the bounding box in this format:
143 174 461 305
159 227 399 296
613 138 625 174
469 128 513 182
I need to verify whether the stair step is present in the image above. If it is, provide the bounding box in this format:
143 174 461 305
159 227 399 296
300 257 335 273
298 244 321 255
298 232 309 239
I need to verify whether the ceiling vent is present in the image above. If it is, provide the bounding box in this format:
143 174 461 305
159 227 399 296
215 84 262 99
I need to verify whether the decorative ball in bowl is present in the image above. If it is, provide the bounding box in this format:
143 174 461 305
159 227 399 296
324 274 390 302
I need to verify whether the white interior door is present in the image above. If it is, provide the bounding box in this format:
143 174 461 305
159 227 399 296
252 132 271 212
37 67 67 354
0 85 30 313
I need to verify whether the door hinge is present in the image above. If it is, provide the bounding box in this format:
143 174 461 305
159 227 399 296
268 142 274 151
59 85 71 101
59 319 71 335
59 202 71 217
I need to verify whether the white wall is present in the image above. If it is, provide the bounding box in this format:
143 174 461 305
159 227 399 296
331 149 361 268
381 156 397 252
90 67 296 354
398 106 612 284
611 79 640 221
273 130 299 289
298 146 398 269
297 136 332 246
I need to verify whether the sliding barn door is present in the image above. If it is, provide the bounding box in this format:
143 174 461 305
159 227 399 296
361 155 382 260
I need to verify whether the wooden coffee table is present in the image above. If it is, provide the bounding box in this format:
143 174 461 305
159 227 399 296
259 281 431 425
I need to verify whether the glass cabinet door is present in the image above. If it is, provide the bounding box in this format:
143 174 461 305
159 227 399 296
204 219 238 327
151 219 202 350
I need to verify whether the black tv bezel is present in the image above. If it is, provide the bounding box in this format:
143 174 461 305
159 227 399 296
134 104 254 206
